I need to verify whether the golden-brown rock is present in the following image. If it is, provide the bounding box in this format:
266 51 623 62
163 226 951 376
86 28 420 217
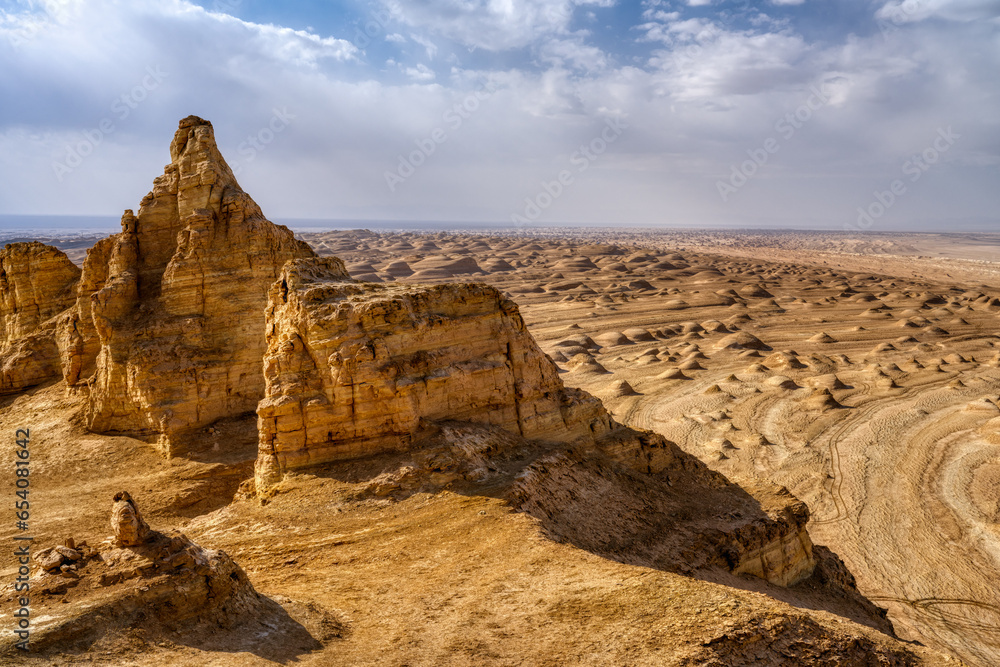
57 236 114 386
0 242 80 394
254 257 612 489
251 257 816 589
110 490 150 547
75 116 315 452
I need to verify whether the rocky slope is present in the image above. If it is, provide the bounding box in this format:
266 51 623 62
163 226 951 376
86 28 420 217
0 385 951 665
0 490 330 660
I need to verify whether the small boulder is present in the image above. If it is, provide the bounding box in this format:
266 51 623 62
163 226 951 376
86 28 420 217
111 491 150 547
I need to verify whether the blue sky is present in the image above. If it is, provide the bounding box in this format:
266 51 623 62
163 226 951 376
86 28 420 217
0 0 998 229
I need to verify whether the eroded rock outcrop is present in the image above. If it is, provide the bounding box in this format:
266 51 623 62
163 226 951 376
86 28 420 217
251 259 819 589
0 242 81 394
511 432 818 588
255 257 613 489
58 236 115 386
68 116 314 452
0 492 318 657
110 490 150 547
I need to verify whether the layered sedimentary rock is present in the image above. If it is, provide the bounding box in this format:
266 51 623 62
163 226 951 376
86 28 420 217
0 242 81 394
512 431 818 587
255 257 613 488
67 116 314 452
252 258 820 588
57 236 115 386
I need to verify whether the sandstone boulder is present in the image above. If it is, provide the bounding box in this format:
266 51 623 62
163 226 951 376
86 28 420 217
110 490 150 547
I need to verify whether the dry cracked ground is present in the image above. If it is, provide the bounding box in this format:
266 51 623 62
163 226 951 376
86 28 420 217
2 227 999 665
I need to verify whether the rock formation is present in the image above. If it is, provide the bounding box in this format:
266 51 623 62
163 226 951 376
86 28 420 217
0 493 306 657
110 490 150 547
0 242 80 394
255 257 612 488
65 116 315 453
57 236 115 386
250 258 820 589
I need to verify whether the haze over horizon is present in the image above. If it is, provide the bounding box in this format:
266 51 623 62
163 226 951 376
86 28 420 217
1 0 998 231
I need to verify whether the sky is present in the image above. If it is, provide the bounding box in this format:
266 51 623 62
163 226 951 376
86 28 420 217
0 0 998 231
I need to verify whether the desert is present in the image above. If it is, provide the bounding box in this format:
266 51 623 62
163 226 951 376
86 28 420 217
2 0 999 663
0 116 994 666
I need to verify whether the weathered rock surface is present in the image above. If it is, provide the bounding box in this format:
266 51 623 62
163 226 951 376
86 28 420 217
251 258 819 590
254 258 612 489
0 242 81 394
511 431 819 589
57 235 115 386
67 116 314 452
0 493 306 658
110 490 150 547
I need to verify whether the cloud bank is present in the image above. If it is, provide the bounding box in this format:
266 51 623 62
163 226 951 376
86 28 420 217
0 0 997 229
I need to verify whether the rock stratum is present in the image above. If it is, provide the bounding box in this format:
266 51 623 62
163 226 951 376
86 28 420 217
0 242 79 394
254 257 612 488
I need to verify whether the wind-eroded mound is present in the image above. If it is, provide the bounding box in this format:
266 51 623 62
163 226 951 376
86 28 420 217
1 492 330 661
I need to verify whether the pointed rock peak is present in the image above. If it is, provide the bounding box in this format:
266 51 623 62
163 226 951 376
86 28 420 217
161 116 241 218
169 115 231 174
73 116 315 449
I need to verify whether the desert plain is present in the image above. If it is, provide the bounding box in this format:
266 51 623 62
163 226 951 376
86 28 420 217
1 118 998 666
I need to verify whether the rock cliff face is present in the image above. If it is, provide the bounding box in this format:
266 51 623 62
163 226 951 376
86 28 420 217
70 116 315 452
0 242 80 394
57 236 115 386
254 257 613 488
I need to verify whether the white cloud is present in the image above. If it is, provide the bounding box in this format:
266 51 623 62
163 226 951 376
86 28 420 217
409 32 439 59
538 37 609 72
381 0 616 51
877 0 1000 23
404 63 436 81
